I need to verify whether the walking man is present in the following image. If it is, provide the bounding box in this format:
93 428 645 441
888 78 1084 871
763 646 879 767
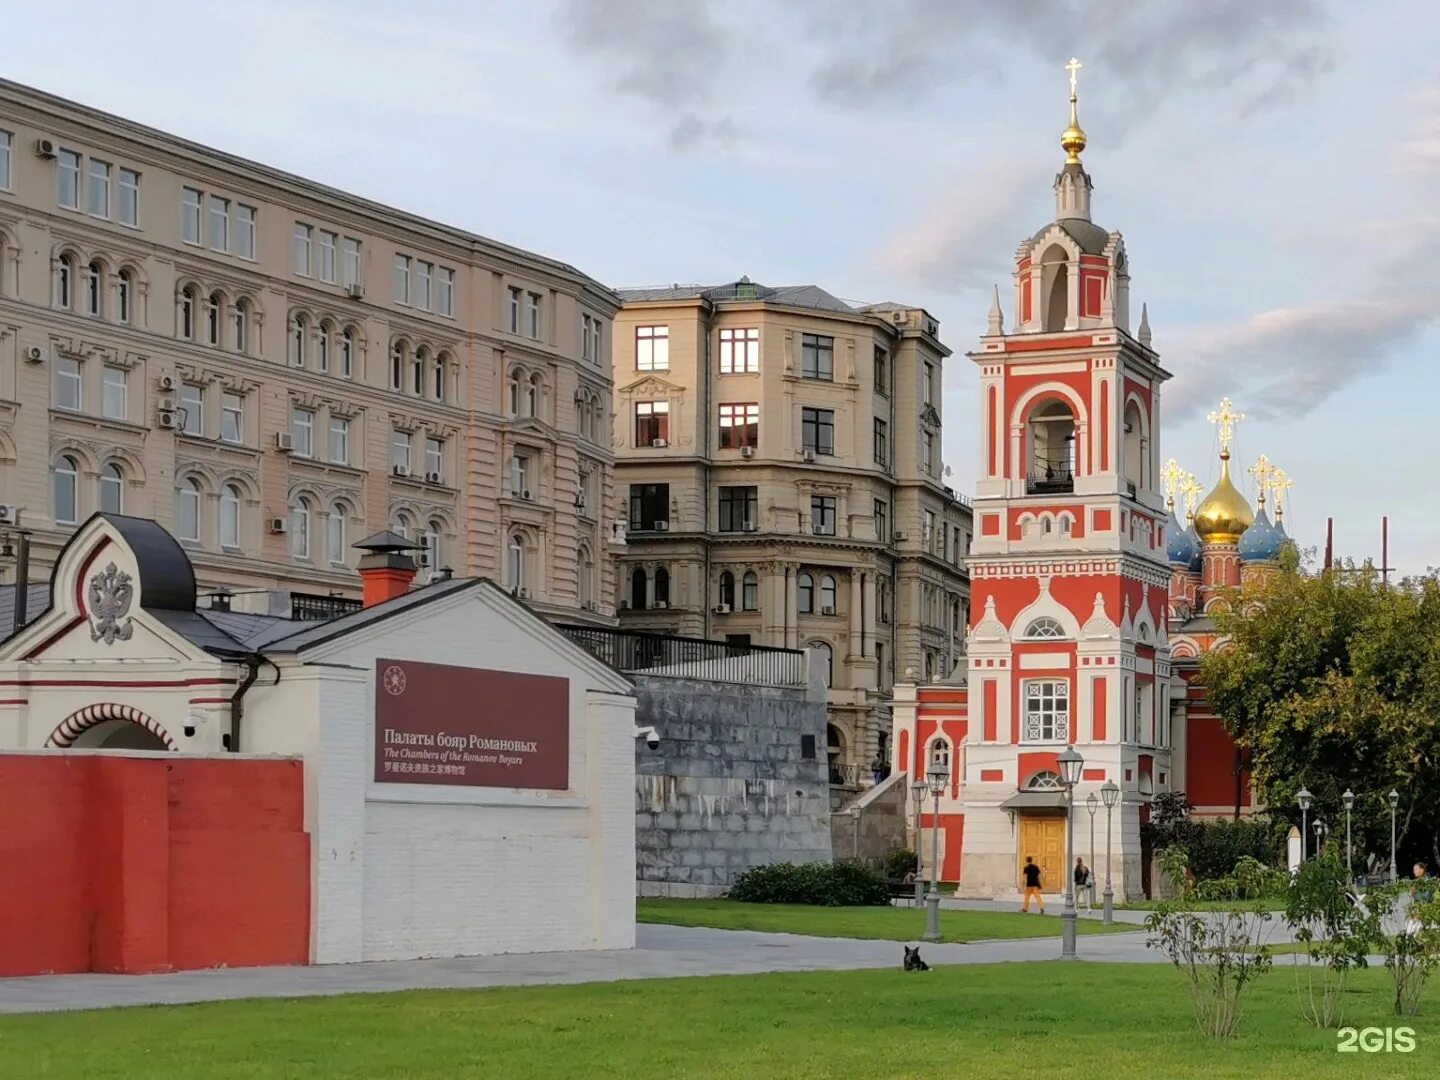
1021 856 1045 913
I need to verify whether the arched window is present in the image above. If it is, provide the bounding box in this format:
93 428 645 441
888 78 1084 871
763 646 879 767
115 269 133 324
232 298 250 353
85 261 103 317
56 253 77 309
422 520 442 577
508 369 522 415
1025 770 1063 791
99 462 124 515
219 483 241 548
798 572 814 614
811 641 833 688
742 570 759 611
526 373 541 418
1024 616 1066 639
1122 400 1145 493
928 737 951 770
390 341 405 390
206 291 222 346
820 574 837 613
1027 399 1077 492
290 497 312 559
654 566 670 606
507 532 525 590
578 546 593 605
413 346 428 395
630 567 648 610
179 285 198 339
52 454 79 524
291 313 311 367
718 571 735 609
1041 244 1069 331
317 321 332 373
327 501 350 565
389 512 414 540
340 327 355 378
826 723 845 782
433 352 446 402
175 477 201 541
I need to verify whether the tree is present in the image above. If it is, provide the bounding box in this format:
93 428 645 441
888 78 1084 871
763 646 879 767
1201 566 1440 873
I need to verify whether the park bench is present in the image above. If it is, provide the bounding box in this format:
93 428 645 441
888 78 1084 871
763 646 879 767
887 879 921 906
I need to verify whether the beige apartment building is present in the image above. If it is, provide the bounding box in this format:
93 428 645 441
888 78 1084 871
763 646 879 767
611 280 971 790
0 80 618 622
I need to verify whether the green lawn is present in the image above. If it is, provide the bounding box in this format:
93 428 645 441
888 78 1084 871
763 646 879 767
638 898 1138 942
1119 898 1288 912
3 964 1436 1079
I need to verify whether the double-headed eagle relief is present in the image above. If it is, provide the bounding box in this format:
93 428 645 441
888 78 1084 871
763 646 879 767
88 563 135 645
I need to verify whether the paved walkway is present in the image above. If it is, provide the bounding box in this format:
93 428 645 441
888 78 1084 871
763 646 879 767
0 922 1159 1016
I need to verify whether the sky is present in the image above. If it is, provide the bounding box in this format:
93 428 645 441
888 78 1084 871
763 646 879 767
6 0 1439 572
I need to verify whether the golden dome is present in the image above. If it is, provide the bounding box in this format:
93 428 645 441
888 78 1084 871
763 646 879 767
1061 58 1087 164
1193 453 1255 545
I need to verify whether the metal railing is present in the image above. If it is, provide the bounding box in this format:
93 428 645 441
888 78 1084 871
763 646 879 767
291 592 363 621
556 624 807 688
1026 469 1075 495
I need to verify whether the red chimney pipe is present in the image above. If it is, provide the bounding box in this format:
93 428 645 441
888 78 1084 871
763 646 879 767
353 530 420 608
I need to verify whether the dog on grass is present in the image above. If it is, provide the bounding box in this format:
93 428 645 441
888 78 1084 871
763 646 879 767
903 945 930 971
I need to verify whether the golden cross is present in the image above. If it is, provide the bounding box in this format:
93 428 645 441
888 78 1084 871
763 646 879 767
1206 397 1245 456
1160 458 1188 510
1248 455 1274 508
1182 475 1204 519
1066 57 1082 98
1269 467 1293 520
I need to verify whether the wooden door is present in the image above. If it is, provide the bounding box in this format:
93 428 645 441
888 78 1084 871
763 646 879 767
1018 816 1066 892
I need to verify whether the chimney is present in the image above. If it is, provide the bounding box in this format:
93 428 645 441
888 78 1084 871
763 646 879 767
353 530 421 608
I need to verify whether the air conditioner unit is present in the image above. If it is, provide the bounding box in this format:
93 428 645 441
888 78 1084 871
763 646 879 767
345 282 364 300
23 346 45 364
740 446 755 459
157 411 176 429
425 471 443 484
392 465 409 477
158 375 176 392
654 520 669 532
802 450 816 463
651 438 668 448
33 138 57 159
0 505 17 525
521 489 532 501
713 603 731 615
158 397 175 414
654 600 669 610
275 432 294 452
821 605 836 616
893 530 908 541
619 599 631 610
267 517 288 535
517 587 529 600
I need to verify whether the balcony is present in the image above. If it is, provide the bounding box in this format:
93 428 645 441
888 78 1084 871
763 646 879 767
1026 468 1074 496
556 624 807 688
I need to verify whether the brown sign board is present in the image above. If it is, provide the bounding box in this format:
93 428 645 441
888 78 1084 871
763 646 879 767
373 658 569 789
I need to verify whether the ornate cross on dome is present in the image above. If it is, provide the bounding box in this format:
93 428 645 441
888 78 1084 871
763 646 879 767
1269 467 1293 520
1066 57 1082 98
1182 476 1204 519
1161 457 1188 511
1248 454 1274 509
1206 398 1245 457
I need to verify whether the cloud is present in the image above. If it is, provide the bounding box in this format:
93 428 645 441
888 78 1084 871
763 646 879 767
1392 80 1440 181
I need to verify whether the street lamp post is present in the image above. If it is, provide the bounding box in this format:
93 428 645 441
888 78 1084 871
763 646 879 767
922 760 950 943
1058 746 1084 959
1086 791 1099 910
910 780 928 903
1100 780 1119 924
1389 789 1400 885
1297 787 1313 862
1342 788 1355 881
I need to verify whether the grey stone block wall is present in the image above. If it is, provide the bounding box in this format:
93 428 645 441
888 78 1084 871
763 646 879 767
633 675 831 895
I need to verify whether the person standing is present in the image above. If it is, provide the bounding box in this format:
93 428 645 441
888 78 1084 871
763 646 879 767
1021 856 1045 913
1074 857 1093 911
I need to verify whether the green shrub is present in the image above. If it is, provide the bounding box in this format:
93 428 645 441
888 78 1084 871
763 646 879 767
728 859 891 906
882 848 918 879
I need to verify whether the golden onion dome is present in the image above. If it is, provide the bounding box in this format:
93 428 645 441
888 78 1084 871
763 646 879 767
1193 453 1255 545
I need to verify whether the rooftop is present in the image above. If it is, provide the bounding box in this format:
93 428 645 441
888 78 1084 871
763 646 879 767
617 277 928 321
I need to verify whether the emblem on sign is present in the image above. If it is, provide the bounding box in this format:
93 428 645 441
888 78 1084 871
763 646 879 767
382 665 407 696
87 563 135 645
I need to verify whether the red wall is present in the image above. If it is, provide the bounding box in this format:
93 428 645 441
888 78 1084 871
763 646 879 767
0 754 309 977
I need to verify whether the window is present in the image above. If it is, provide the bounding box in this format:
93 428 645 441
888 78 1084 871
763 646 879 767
412 346 427 395
290 406 314 458
101 366 126 420
874 499 888 543
874 346 888 395
820 574 837 612
53 357 82 411
85 159 110 217
235 205 256 258
635 325 669 371
342 237 361 288
221 391 243 444
394 255 410 303
801 407 835 455
507 286 521 332
327 502 349 564
1023 679 1070 742
55 254 75 309
654 567 670 606
232 299 250 353
578 547 593 605
293 223 312 276
719 402 759 449
340 328 355 378
178 383 203 436
1025 770 1063 791
801 333 834 380
742 571 759 611
526 292 541 338
1024 616 1066 639
391 430 411 472
290 314 308 367
719 327 759 373
635 401 669 445
422 522 441 578
507 532 525 589
318 230 337 283
208 195 229 251
290 498 311 559
924 510 936 549
628 483 669 531
433 352 446 401
415 260 432 310
508 452 530 498
1135 684 1144 744
582 313 601 362
923 361 935 404
718 486 757 532
181 187 201 244
205 292 221 346
798 572 814 613
118 168 139 226
718 571 736 609
873 418 888 467
526 373 541 417
0 130 10 190
390 341 404 390
53 455 79 524
811 496 836 536
437 266 454 316
317 322 331 373
219 484 241 548
811 642 834 688
424 437 443 480
176 478 201 542
922 431 934 475
179 285 196 339
115 269 132 324
928 738 951 770
85 261 102 316
100 462 124 515
329 415 349 464
57 149 81 209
